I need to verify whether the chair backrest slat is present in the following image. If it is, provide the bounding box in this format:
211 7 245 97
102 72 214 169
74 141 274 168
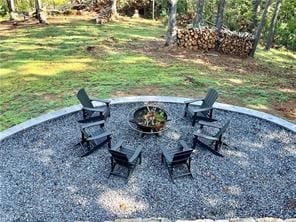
77 88 94 108
172 150 193 164
109 150 129 165
215 120 230 138
200 88 218 112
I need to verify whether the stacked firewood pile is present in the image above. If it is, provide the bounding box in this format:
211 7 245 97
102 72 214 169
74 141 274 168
177 27 255 57
177 13 195 28
216 30 255 56
96 6 112 24
177 28 217 51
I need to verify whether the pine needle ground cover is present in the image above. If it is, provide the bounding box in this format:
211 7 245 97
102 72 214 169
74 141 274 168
0 16 295 130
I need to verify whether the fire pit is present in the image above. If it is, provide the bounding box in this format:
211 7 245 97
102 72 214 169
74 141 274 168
129 105 169 135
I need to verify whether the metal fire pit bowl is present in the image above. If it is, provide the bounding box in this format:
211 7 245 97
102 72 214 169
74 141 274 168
128 105 170 135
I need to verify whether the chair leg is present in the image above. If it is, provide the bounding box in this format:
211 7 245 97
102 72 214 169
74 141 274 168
184 105 189 117
209 109 213 118
127 166 131 179
168 166 174 182
109 157 116 178
187 158 191 171
107 137 111 149
82 109 87 119
215 136 223 151
192 136 197 149
192 113 197 126
188 158 193 179
107 106 111 117
198 139 224 157
139 153 142 164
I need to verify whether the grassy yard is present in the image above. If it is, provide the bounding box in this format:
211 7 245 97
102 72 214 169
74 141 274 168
0 16 295 130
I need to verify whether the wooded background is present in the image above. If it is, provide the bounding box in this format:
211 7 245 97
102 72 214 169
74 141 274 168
0 0 295 51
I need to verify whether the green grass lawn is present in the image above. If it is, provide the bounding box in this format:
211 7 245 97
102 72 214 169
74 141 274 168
0 16 295 130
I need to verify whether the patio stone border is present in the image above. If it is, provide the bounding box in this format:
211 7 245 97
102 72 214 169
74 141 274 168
108 218 296 222
1 96 295 141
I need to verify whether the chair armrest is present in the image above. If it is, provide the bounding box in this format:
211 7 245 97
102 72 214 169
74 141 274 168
192 107 213 112
82 106 105 112
194 132 219 141
86 131 112 141
179 140 191 151
91 98 111 105
198 120 222 129
184 99 203 105
111 140 124 151
129 146 142 163
80 120 105 129
160 147 173 162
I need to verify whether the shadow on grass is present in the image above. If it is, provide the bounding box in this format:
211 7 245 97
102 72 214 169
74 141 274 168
0 17 295 130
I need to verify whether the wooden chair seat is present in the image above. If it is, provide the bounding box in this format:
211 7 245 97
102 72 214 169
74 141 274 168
108 140 142 180
77 119 112 157
193 120 230 157
161 140 193 183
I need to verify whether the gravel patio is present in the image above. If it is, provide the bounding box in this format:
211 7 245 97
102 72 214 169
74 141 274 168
0 102 295 222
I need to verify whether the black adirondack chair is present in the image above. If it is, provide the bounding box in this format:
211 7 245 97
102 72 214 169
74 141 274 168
108 140 142 180
161 140 193 182
77 88 111 122
78 119 112 157
184 88 218 126
192 120 230 157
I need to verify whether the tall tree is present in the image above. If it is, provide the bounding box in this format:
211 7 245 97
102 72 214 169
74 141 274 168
194 0 204 28
35 0 48 24
265 0 282 50
250 0 273 57
111 0 117 18
216 0 225 32
6 0 17 20
152 0 155 20
165 0 177 46
249 0 261 32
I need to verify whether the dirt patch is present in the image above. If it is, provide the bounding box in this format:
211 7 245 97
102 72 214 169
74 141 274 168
0 14 97 33
272 99 296 121
0 19 41 33
126 40 292 77
42 93 61 102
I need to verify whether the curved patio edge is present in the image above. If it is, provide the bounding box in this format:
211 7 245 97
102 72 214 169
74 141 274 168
112 217 296 222
1 96 295 141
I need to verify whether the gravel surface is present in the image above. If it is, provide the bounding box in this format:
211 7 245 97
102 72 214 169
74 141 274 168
1 102 295 222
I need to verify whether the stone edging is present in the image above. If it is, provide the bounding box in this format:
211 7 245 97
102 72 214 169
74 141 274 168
1 96 295 141
108 218 296 222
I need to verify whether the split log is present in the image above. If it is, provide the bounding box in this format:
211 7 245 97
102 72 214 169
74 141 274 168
177 27 217 51
216 29 255 57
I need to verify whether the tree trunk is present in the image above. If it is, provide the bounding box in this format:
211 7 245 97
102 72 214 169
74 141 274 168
7 0 15 12
265 0 282 50
216 0 225 32
6 0 17 20
194 0 204 28
152 0 155 20
35 0 48 24
249 0 261 32
165 0 177 46
111 0 117 18
250 0 273 57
